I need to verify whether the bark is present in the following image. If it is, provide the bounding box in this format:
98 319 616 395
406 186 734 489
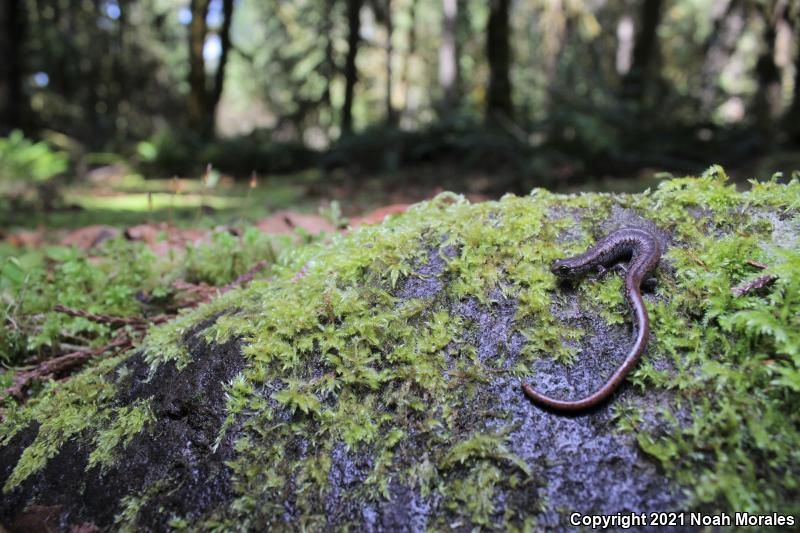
784 9 800 142
385 0 396 125
486 0 512 120
753 2 784 137
113 0 126 140
438 0 460 113
400 0 419 116
621 0 664 104
787 56 800 142
322 0 336 118
0 0 26 132
188 0 210 134
341 0 362 136
208 0 234 136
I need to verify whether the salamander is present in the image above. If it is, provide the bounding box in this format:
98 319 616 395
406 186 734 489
523 227 663 412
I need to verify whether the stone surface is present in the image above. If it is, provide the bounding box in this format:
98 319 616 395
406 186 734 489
2 176 798 531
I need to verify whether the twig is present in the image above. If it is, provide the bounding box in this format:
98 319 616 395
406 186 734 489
221 260 268 294
732 274 778 297
732 259 778 296
53 304 146 326
746 259 769 270
53 304 171 327
6 332 132 400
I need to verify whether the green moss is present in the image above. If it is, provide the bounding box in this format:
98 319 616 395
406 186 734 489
88 398 155 469
616 170 800 514
1 355 124 491
114 479 170 533
3 169 800 527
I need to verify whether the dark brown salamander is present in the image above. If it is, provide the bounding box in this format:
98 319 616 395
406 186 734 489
523 227 663 412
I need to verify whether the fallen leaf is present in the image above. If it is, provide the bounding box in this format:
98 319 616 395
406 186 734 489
6 229 45 248
256 211 335 236
349 204 410 229
61 225 120 250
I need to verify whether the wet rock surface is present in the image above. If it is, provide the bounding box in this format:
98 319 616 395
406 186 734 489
6 194 766 532
0 318 246 531
1 252 688 532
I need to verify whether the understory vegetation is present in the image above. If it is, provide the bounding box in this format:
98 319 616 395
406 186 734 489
1 169 798 528
0 228 290 375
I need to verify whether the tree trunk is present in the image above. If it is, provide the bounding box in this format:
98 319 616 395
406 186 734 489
0 0 26 133
208 0 234 137
113 0 126 141
188 0 210 135
753 2 784 137
322 0 336 130
385 0 396 126
438 0 460 113
486 0 512 120
400 0 419 117
621 0 663 105
786 22 800 143
341 0 362 136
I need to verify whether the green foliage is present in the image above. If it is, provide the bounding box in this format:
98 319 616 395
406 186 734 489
136 128 317 177
0 227 288 368
0 130 69 183
321 121 538 188
0 130 69 201
617 171 800 514
184 227 281 286
441 431 531 476
0 241 159 363
201 132 317 176
1 355 124 491
272 379 322 416
582 274 626 325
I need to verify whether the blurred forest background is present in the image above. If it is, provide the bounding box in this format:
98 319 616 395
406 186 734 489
2 0 800 218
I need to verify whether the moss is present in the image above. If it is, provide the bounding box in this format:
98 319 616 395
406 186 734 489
2 168 800 528
114 479 170 533
88 398 155 469
1 355 125 492
0 354 157 491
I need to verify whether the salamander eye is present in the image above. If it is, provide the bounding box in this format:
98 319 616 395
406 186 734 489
551 262 572 276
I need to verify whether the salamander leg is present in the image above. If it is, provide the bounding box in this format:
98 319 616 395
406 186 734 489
593 263 627 280
641 276 658 293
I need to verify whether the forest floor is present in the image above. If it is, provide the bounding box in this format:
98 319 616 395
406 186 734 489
2 148 797 247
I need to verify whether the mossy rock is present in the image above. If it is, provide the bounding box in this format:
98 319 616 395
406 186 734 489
2 167 799 531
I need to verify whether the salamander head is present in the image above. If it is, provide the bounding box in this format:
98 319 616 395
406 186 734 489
550 258 584 279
